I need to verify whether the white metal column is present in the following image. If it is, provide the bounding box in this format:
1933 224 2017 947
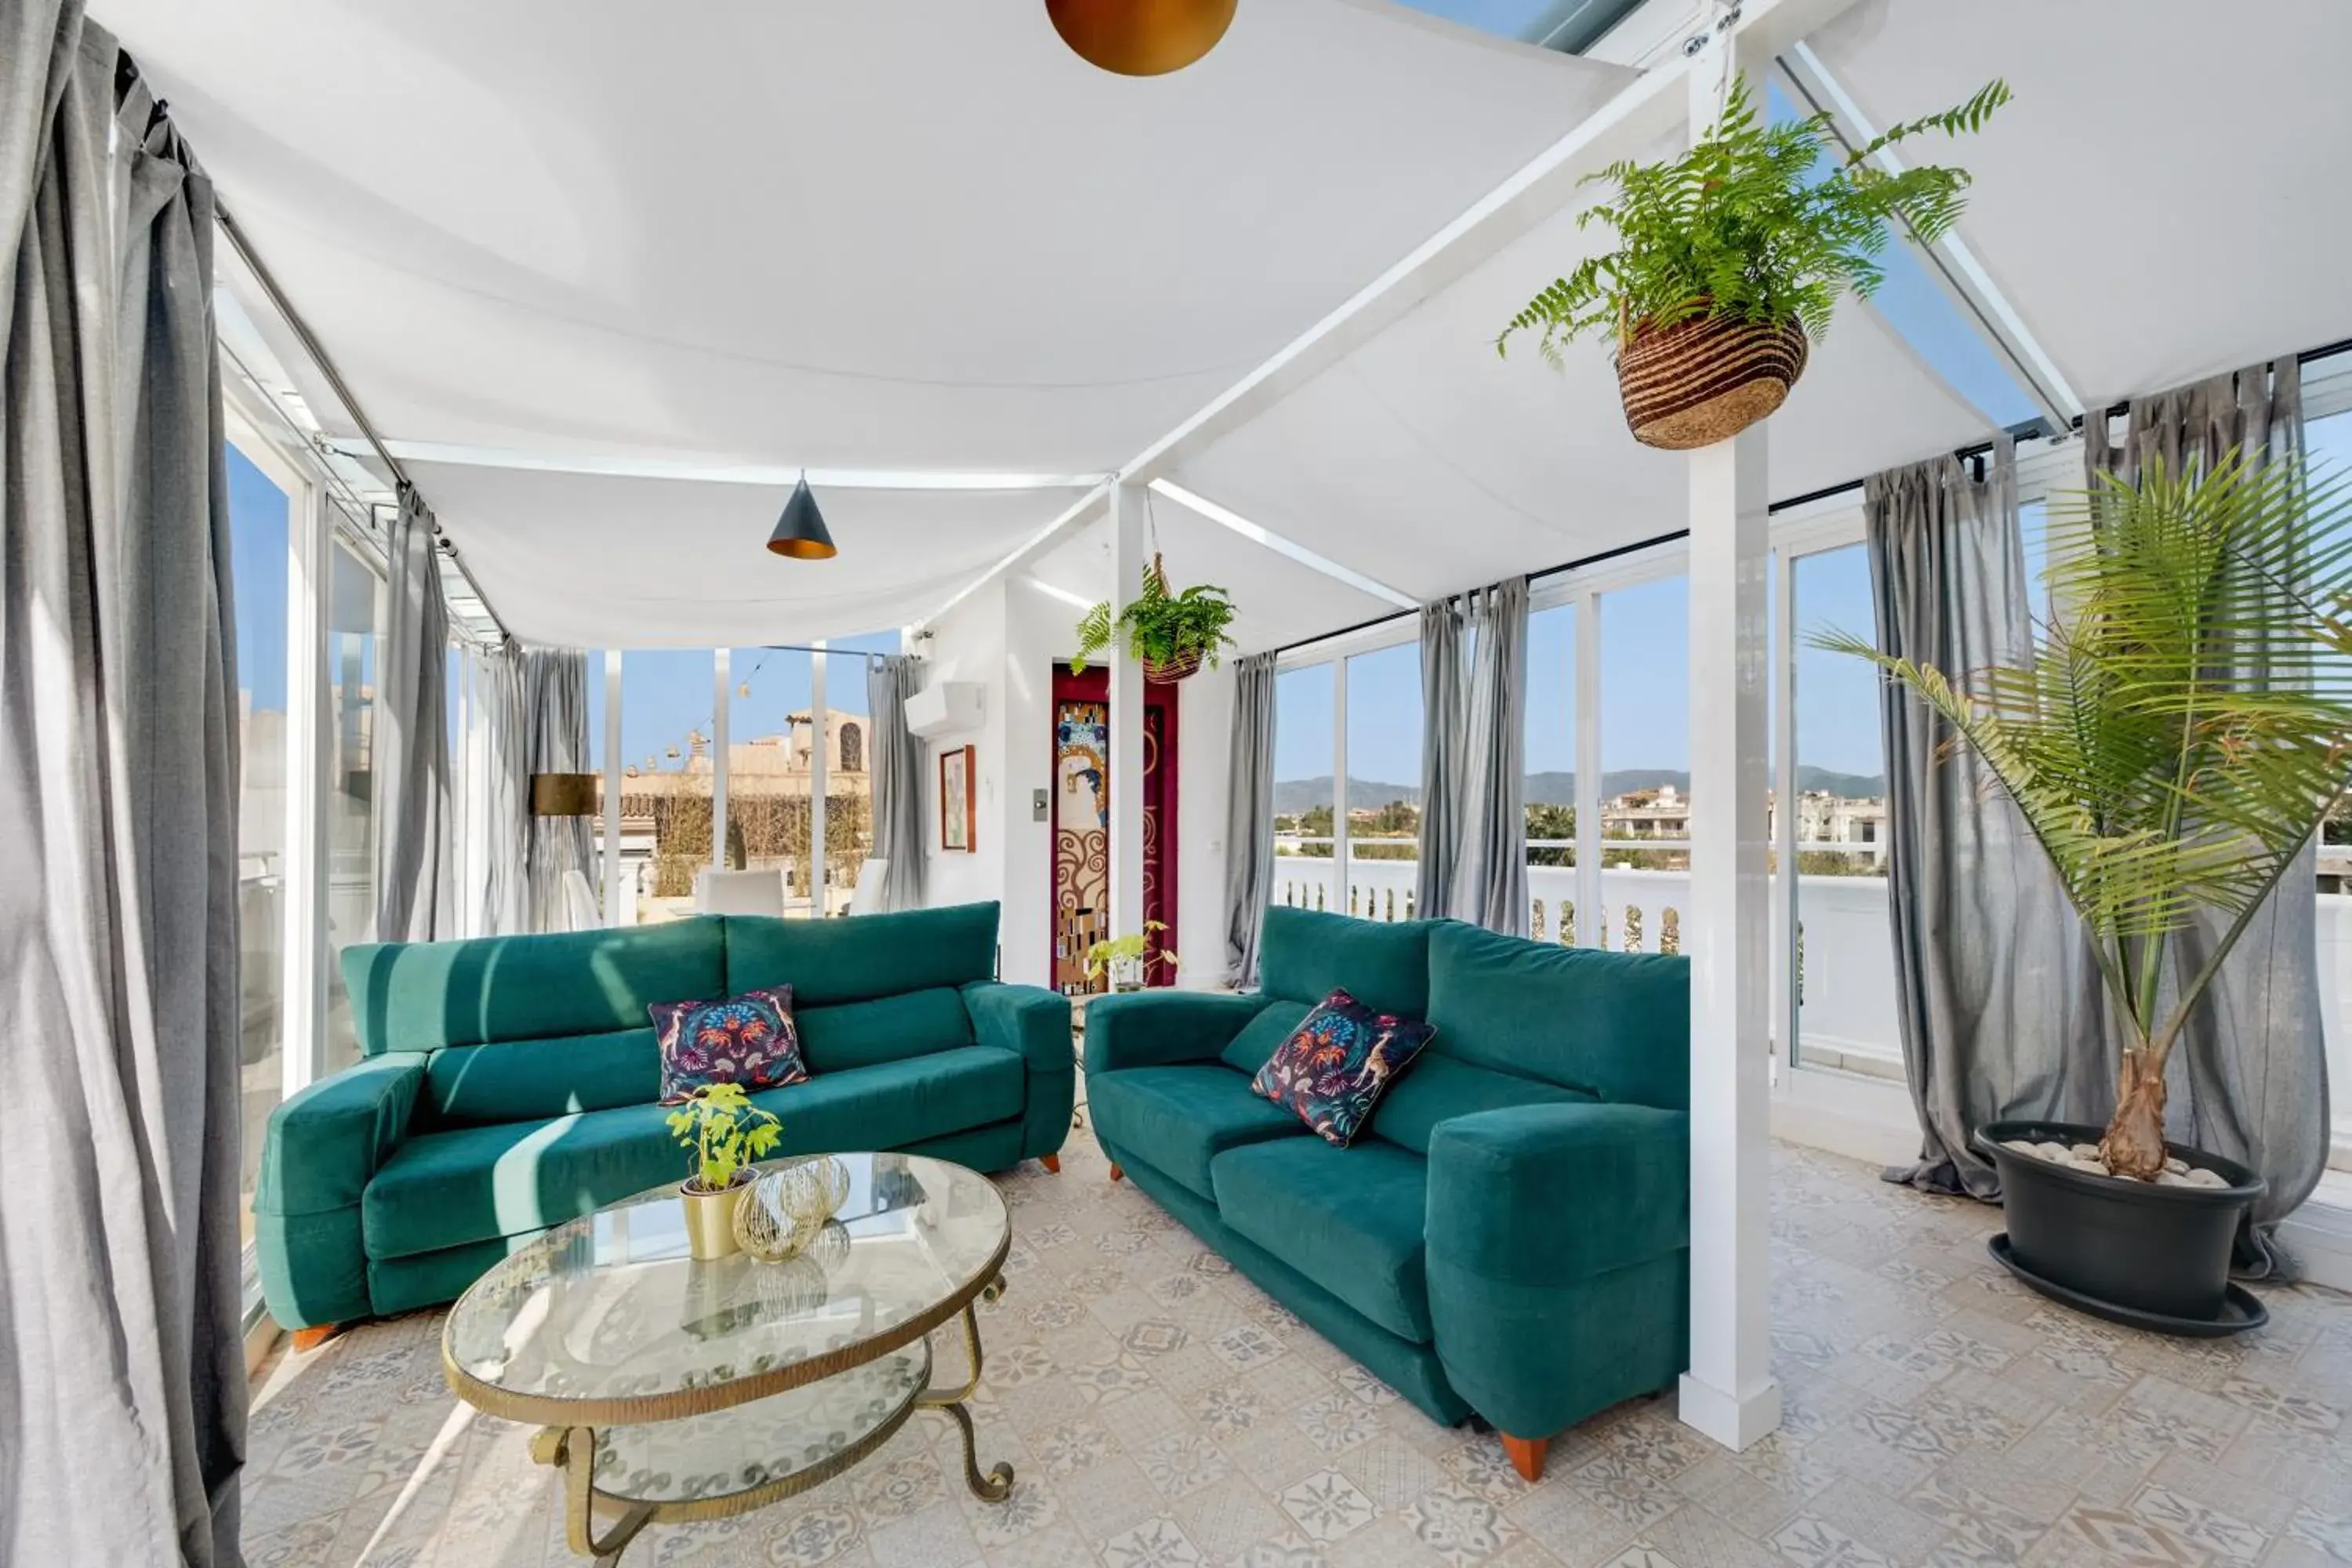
1679 418 1780 1448
1773 549 1799 1071
1331 657 1350 914
604 648 623 924
1109 484 1148 942
1573 589 1602 946
711 648 731 868
283 481 329 1092
810 641 829 913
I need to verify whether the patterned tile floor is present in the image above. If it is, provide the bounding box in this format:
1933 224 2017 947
243 1129 2352 1568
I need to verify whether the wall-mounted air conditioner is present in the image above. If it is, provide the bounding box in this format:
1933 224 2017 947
906 681 984 739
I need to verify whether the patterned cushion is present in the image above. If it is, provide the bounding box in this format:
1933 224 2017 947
650 985 809 1103
1249 987 1434 1148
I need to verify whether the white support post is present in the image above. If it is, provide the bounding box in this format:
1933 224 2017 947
1109 484 1148 943
810 641 829 914
1331 657 1349 915
1679 419 1780 1449
1772 547 1798 1071
284 480 329 1093
603 648 623 925
711 648 730 869
1573 589 1602 946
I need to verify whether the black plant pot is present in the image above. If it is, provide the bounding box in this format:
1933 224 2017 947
1975 1120 2266 1335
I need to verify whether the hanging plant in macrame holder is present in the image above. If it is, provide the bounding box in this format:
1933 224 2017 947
1070 553 1237 683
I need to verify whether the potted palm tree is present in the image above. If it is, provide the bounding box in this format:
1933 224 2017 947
1496 74 2007 449
1072 557 1237 682
1819 452 2352 1333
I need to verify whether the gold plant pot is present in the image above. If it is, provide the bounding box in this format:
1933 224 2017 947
680 1179 747 1260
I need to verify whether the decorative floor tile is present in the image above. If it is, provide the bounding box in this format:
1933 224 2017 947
237 1124 2352 1568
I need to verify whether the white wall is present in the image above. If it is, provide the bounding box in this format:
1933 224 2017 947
917 582 1007 941
1176 662 1233 989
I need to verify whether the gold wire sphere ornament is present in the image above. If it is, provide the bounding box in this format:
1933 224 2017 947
1046 0 1236 76
733 1156 855 1262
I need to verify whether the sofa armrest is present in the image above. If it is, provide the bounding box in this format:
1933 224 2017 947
1425 1103 1689 1439
253 1051 428 1330
961 982 1076 1162
1083 990 1267 1076
256 1051 430 1217
961 981 1073 1073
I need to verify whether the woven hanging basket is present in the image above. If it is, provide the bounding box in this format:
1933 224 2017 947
1139 554 1204 684
1615 308 1809 451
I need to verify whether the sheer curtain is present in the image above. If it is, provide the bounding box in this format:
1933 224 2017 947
375 486 453 941
462 641 528 936
0 10 245 1558
1221 652 1279 985
2085 359 2325 1272
1452 578 1530 935
1868 440 2107 1199
524 646 597 933
1415 601 1465 920
868 655 928 913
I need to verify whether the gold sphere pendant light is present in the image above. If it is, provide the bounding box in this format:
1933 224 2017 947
1047 0 1236 76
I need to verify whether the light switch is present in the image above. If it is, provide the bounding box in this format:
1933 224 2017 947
1032 788 1050 822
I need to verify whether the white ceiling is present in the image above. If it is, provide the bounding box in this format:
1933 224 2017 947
102 0 2352 648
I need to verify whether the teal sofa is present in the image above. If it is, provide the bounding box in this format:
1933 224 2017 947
256 902 1071 1331
1083 906 1689 1479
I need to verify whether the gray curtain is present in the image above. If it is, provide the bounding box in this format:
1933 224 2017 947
0 9 245 1561
1222 652 1278 985
463 641 528 936
374 486 452 942
2085 358 2325 1272
1869 439 2107 1200
1414 601 1465 920
523 646 595 933
1451 578 1530 935
868 655 927 913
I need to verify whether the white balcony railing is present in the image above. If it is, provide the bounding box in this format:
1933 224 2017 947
1271 837 2352 1149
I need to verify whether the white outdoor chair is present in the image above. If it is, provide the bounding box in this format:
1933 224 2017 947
843 858 889 916
693 867 787 917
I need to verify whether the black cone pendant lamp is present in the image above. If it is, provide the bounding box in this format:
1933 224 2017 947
767 473 836 560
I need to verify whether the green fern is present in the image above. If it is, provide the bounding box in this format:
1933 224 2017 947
1069 572 1238 675
1496 74 2009 368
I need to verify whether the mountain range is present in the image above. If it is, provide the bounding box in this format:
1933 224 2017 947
1273 767 1886 815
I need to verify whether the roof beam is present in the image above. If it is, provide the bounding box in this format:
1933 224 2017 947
1149 480 1417 609
365 439 1109 492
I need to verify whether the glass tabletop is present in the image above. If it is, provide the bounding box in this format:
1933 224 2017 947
443 1152 1008 1423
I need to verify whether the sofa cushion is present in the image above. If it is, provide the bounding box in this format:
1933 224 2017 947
363 1045 1025 1258
425 1029 660 1124
1367 1054 1596 1156
651 984 808 1102
1258 906 1439 1019
1086 1064 1306 1201
1218 1000 1309 1075
1250 989 1434 1147
343 919 725 1056
1210 1137 1434 1343
723 902 999 1005
798 987 975 1073
1426 923 1690 1111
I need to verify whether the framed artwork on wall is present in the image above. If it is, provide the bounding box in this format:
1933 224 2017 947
939 744 975 852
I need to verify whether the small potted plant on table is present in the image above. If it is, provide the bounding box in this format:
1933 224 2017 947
1496 74 2008 449
1085 921 1179 993
1073 559 1237 683
666 1083 783 1260
1820 452 2352 1334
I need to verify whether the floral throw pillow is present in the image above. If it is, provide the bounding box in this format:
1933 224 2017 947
1250 987 1435 1148
650 985 809 1104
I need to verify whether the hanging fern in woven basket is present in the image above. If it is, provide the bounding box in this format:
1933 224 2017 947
1071 555 1237 682
1496 72 2009 450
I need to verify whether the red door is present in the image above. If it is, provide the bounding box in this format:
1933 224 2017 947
1051 664 1179 995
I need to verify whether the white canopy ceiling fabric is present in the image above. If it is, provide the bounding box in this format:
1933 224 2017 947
403 461 1077 648
1808 0 2352 410
1029 497 1396 656
1168 148 1994 601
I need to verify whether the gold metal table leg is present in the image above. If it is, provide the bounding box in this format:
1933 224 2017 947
532 1425 656 1565
917 1280 1014 1501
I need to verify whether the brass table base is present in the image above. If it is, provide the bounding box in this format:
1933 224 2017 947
532 1277 1015 1563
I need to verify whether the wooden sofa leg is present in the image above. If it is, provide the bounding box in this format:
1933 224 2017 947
1109 1163 1124 1183
1501 1434 1548 1483
1039 1154 1061 1174
290 1324 340 1354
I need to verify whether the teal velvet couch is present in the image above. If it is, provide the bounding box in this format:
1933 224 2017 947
1083 906 1689 1479
256 902 1071 1331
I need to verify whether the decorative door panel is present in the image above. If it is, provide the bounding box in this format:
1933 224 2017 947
1051 665 1178 995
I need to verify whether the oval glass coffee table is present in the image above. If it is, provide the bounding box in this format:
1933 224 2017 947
442 1152 1012 1564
